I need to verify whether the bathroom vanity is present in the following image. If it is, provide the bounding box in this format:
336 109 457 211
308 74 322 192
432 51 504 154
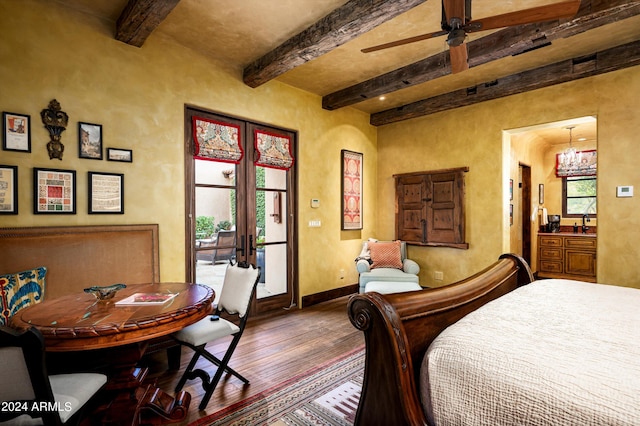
538 233 597 282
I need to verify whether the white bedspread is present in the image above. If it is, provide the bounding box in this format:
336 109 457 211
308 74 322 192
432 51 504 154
420 279 640 426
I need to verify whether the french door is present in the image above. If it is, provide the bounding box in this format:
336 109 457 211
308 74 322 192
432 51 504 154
184 107 297 315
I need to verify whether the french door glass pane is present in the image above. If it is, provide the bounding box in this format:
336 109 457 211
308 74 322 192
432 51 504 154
256 165 288 299
195 159 237 303
257 243 287 298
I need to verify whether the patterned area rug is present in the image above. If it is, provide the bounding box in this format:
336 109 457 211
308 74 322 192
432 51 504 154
190 347 364 426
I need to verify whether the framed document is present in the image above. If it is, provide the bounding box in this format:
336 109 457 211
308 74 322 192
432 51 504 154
3 112 31 152
0 165 18 214
88 171 124 214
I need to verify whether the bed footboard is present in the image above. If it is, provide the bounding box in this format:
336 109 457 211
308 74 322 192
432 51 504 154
347 254 533 426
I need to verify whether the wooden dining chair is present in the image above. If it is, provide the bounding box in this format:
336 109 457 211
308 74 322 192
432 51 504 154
172 261 260 410
0 325 107 425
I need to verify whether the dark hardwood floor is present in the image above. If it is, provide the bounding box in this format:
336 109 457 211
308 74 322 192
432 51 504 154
142 295 364 424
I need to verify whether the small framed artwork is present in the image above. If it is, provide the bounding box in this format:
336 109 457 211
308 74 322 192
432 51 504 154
510 204 514 226
107 148 133 163
88 172 124 214
2 112 31 152
341 150 363 230
78 122 103 159
33 168 76 214
539 184 545 205
509 179 513 201
0 165 18 214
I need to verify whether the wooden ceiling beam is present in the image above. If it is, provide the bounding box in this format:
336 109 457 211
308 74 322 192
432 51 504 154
323 0 640 110
370 39 640 126
116 0 181 47
242 0 427 88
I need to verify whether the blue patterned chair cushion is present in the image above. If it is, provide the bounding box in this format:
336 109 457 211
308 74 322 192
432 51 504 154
0 266 47 326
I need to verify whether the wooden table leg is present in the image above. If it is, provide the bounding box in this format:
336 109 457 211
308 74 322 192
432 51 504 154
49 343 191 425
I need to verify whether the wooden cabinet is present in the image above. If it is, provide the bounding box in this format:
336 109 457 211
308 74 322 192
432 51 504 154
538 234 596 282
394 167 468 249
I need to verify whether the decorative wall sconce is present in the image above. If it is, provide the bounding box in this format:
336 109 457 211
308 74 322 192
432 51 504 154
40 99 68 160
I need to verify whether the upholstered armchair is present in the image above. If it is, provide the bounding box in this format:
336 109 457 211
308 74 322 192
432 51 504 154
356 239 421 294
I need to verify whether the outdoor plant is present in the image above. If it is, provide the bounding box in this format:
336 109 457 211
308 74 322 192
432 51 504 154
195 216 215 238
216 220 233 232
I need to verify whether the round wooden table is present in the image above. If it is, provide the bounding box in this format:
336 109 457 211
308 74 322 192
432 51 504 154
11 282 214 351
11 282 215 425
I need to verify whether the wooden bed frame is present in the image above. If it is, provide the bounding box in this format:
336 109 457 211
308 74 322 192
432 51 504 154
347 253 534 426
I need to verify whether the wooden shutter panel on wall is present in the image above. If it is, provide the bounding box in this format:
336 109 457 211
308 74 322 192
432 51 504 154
394 167 468 249
428 171 465 245
396 174 428 242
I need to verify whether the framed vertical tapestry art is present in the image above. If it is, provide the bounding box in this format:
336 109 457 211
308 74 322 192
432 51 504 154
341 150 363 230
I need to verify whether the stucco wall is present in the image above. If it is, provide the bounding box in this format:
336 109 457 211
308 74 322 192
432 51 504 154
0 0 377 303
377 66 640 289
2 1 638 298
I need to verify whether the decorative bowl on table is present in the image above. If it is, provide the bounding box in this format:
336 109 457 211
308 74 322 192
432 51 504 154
84 283 127 302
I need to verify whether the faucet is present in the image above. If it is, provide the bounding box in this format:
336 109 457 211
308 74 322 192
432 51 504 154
582 214 590 234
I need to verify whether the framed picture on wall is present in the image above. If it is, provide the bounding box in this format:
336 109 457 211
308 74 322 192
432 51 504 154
88 171 124 214
78 122 103 159
341 150 363 230
2 112 31 152
539 184 545 204
0 165 18 214
33 168 76 214
107 148 132 162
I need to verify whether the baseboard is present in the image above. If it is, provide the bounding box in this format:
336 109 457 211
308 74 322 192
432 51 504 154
302 283 358 308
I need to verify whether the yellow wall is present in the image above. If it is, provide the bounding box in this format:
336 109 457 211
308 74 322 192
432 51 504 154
377 66 640 289
2 1 639 298
0 0 377 302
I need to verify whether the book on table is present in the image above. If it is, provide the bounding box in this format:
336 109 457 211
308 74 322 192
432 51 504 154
115 292 178 306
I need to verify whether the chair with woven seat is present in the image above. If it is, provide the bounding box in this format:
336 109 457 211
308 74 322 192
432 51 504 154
0 325 107 425
172 261 260 410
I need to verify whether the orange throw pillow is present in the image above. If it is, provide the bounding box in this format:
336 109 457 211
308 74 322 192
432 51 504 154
369 241 403 270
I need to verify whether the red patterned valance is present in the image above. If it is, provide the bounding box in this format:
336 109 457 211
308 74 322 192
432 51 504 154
555 149 597 177
192 117 243 163
254 130 293 170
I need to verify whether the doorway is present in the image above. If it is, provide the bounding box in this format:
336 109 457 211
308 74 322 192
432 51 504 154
184 107 297 315
519 164 532 265
506 115 597 273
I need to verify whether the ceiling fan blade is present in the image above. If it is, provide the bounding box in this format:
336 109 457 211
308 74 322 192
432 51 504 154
449 43 469 74
443 0 466 26
361 30 447 53
466 0 580 33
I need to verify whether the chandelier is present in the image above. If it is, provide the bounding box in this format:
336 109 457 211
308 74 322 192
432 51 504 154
558 126 581 168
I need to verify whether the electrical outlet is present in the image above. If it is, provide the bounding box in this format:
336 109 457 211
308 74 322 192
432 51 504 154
434 271 444 281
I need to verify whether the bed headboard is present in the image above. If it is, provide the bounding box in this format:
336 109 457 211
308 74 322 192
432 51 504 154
0 224 160 300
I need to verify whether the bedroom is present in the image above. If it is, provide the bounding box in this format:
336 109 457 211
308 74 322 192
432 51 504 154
2 0 639 302
1 0 639 424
